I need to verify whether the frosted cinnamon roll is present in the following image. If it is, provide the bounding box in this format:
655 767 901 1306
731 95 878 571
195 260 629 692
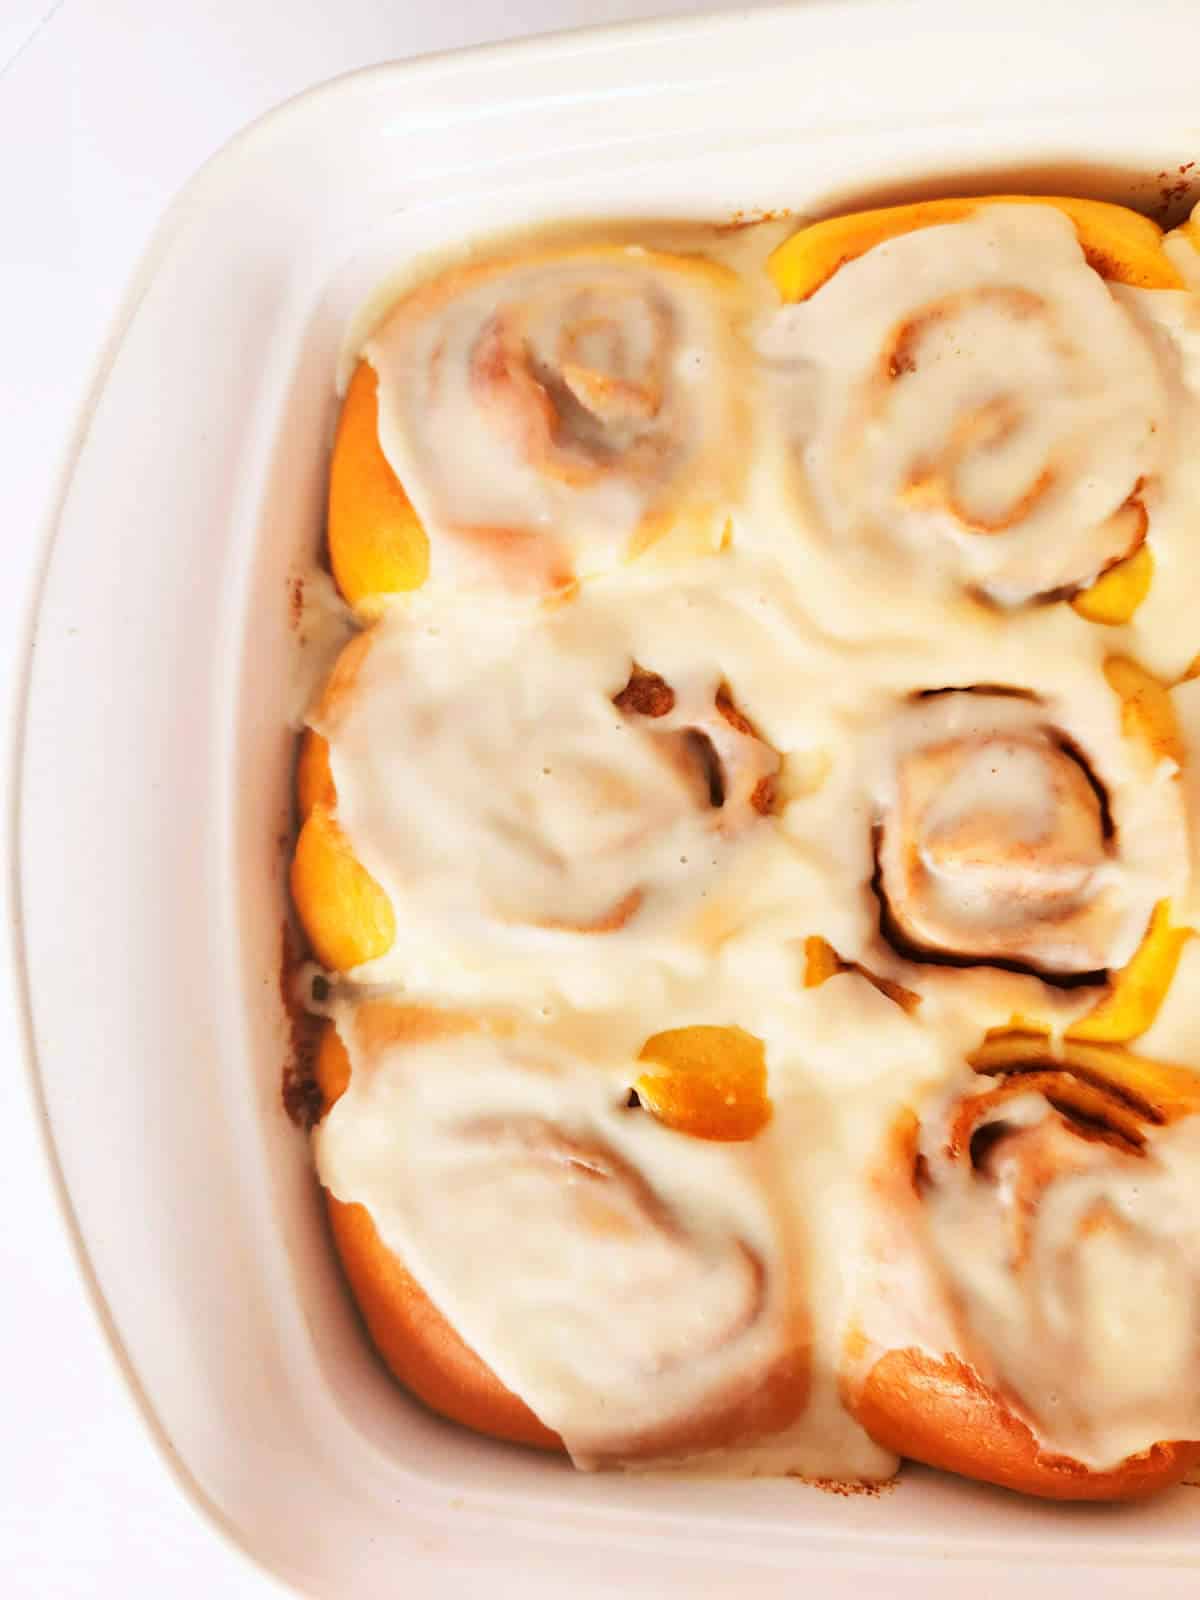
328 246 746 611
847 1044 1200 1498
290 578 781 993
763 198 1182 611
869 686 1185 985
313 1003 809 1467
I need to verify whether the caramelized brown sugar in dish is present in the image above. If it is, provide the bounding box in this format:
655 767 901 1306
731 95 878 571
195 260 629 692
289 200 1200 1493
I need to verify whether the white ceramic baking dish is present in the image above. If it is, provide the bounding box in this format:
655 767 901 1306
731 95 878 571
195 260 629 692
18 2 1200 1593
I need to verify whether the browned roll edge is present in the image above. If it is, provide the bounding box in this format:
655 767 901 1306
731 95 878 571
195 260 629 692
316 1020 562 1451
313 1020 812 1463
851 1346 1200 1502
325 1192 562 1451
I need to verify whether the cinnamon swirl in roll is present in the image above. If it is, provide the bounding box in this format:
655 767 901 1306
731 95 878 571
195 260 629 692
847 1045 1200 1498
328 246 747 611
869 688 1174 983
314 1001 810 1467
763 198 1182 612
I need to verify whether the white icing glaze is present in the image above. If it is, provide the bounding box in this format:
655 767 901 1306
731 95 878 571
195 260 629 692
1164 219 1200 293
285 567 356 730
1168 674 1200 924
306 200 1200 1481
1111 282 1200 679
313 563 819 1014
870 691 1173 977
760 206 1166 606
908 1076 1200 1468
317 1008 816 1471
365 247 747 593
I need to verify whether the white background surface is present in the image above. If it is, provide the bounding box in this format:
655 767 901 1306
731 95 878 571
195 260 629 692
0 2 772 1594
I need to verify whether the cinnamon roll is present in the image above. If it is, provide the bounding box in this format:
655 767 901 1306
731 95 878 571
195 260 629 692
290 578 781 992
314 1002 810 1467
868 686 1186 986
327 247 747 611
763 197 1181 611
846 1045 1200 1498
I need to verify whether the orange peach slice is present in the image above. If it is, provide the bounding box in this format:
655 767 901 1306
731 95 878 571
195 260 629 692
803 935 921 1014
1067 901 1192 1044
803 935 842 989
769 196 1182 303
1071 545 1154 626
635 1025 770 1141
967 1033 1200 1125
1104 655 1185 767
291 803 396 972
971 903 1191 1050
328 361 430 614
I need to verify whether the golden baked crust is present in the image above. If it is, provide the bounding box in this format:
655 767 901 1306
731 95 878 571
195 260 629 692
326 1196 562 1451
316 1021 562 1450
314 1018 811 1460
842 1051 1200 1500
851 1348 1200 1501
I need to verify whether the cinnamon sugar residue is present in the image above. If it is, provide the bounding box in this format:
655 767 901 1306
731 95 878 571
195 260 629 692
715 683 756 737
1152 163 1197 224
280 919 323 1130
613 666 676 718
289 575 306 631
794 1473 896 1497
749 775 777 817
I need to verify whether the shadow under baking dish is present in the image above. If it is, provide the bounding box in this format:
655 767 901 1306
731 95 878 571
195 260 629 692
17 4 1200 1595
